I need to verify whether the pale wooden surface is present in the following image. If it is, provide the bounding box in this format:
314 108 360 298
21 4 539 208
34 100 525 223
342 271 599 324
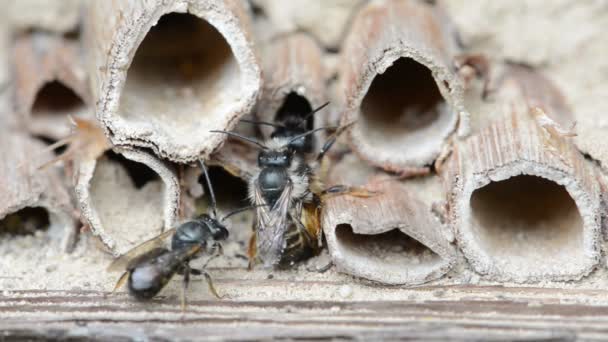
3 285 608 340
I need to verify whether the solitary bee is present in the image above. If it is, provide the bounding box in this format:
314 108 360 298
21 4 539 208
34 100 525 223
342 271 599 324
212 103 370 269
108 161 242 307
240 101 330 155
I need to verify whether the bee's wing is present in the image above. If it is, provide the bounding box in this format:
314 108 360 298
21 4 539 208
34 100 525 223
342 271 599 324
253 179 293 266
106 227 177 272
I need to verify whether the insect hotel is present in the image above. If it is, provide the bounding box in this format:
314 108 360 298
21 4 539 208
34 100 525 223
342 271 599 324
1 0 607 340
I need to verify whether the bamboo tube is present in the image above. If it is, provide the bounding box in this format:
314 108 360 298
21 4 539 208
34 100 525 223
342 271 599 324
75 147 179 256
255 33 328 139
340 0 467 173
322 154 455 285
251 0 366 50
12 33 90 140
85 0 262 163
8 0 82 34
0 132 76 252
444 65 601 282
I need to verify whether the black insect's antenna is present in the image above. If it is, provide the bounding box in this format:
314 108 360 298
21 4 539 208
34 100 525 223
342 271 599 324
299 101 330 127
220 204 268 222
199 159 218 219
210 130 268 150
284 126 337 148
239 118 284 129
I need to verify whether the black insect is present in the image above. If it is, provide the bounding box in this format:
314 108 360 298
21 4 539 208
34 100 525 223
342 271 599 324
108 161 241 307
241 102 330 155
212 103 371 269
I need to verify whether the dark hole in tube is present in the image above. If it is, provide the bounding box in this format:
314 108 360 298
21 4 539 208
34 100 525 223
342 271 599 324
119 12 239 136
275 92 314 131
31 81 85 115
105 151 159 189
197 166 250 213
335 224 440 266
470 175 584 260
360 57 443 134
0 207 50 236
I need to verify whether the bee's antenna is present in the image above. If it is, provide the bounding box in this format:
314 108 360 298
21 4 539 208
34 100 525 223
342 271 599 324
210 130 268 150
240 118 284 128
199 159 218 219
300 101 330 126
285 126 336 147
220 204 267 222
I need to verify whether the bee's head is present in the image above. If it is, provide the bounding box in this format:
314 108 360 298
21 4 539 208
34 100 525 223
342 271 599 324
271 117 314 154
258 148 293 168
198 214 229 241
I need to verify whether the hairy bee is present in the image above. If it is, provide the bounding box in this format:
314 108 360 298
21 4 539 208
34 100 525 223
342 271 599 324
213 103 369 269
108 161 243 307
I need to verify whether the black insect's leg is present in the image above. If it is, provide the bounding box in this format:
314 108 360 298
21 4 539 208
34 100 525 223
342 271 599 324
203 271 222 299
181 264 191 311
202 244 223 269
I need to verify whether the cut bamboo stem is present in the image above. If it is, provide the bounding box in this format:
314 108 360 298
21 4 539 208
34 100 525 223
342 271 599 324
0 131 76 252
8 0 82 34
255 33 327 140
13 32 90 140
251 0 366 50
75 147 179 256
85 0 262 163
444 65 601 282
322 154 455 285
340 0 467 173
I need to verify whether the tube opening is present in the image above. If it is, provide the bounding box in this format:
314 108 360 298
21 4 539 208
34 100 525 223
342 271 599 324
105 150 158 189
470 175 584 266
275 92 314 130
197 166 249 215
119 12 240 140
358 57 453 159
335 224 441 269
0 207 50 237
90 151 165 244
31 81 85 117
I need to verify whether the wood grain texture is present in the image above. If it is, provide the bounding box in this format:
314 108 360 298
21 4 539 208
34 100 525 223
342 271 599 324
256 33 328 138
323 178 456 285
0 131 76 252
340 0 467 173
3 286 608 340
13 32 90 140
444 64 601 283
84 0 262 163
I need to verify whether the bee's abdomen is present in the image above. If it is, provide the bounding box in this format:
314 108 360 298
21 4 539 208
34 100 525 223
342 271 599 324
278 224 315 268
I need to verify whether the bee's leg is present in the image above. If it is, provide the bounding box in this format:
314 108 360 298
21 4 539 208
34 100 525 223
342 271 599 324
202 271 222 299
247 233 257 270
321 184 377 199
112 271 129 293
202 245 223 269
189 268 203 276
181 264 191 311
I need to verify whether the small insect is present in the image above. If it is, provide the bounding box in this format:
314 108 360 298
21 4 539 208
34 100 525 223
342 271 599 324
108 160 241 307
240 102 330 155
212 103 372 269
